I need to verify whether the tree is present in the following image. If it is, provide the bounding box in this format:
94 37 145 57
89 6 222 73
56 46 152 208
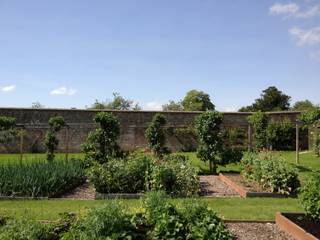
0 116 16 144
83 112 121 164
292 100 316 112
162 100 184 111
145 113 168 157
90 92 141 110
181 90 215 111
247 111 268 150
239 86 291 112
194 111 224 173
31 101 44 109
44 116 66 161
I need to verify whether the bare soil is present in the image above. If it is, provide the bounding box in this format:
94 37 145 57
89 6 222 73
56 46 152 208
60 182 95 200
224 174 268 193
226 222 294 240
200 175 239 197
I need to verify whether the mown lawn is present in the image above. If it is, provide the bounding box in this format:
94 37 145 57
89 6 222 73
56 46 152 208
0 197 301 221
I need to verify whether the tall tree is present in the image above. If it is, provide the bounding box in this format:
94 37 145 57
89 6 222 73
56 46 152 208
181 90 215 111
162 100 183 111
292 100 316 112
239 86 291 112
90 92 141 110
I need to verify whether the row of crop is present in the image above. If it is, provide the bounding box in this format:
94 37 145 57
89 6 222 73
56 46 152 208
0 159 86 197
89 152 200 197
0 192 233 240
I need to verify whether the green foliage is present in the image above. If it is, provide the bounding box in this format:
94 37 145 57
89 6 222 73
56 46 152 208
182 89 215 111
221 128 247 164
150 157 200 197
247 111 268 150
0 116 16 144
239 86 291 112
143 191 232 240
89 152 152 193
90 92 141 110
195 111 224 173
62 202 138 239
299 108 320 125
162 100 184 111
145 113 168 157
0 159 85 197
299 171 320 222
292 100 317 111
83 112 121 164
44 116 66 161
241 152 300 195
315 132 320 157
266 119 295 150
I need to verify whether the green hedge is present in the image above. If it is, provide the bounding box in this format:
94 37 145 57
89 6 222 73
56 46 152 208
241 152 300 195
0 160 86 197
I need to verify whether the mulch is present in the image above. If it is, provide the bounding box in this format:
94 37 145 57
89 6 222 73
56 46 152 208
59 182 95 200
226 222 294 240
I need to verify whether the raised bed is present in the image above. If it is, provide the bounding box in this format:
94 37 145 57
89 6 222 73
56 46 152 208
276 212 320 240
218 173 288 198
95 193 144 199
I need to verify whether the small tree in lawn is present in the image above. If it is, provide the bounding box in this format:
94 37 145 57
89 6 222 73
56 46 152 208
45 116 66 161
145 113 168 157
195 111 224 174
83 112 121 164
247 111 268 150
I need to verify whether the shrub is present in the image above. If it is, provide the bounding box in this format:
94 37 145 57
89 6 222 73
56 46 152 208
195 111 224 173
150 158 200 197
83 112 122 164
0 159 85 197
89 152 152 193
62 202 138 239
44 116 66 161
0 116 16 144
241 152 300 195
266 119 295 150
247 111 268 150
299 171 320 222
145 113 168 157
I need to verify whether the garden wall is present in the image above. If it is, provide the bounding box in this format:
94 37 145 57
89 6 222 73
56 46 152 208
0 108 306 153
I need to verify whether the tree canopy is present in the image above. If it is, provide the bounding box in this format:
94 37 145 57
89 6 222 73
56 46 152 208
162 100 183 111
90 92 141 110
292 100 317 112
181 90 215 111
239 86 291 112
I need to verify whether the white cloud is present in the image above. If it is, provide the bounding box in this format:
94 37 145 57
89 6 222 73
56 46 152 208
297 5 320 18
1 85 16 92
50 87 77 96
269 3 299 15
289 26 320 45
144 101 163 111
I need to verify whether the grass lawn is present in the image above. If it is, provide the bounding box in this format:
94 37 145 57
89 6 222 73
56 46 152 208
0 197 301 221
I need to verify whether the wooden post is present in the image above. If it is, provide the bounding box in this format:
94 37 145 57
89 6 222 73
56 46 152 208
248 124 252 151
65 127 69 161
19 129 24 164
296 122 300 165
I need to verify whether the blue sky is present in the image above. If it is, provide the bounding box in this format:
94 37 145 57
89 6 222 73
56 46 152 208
0 0 319 111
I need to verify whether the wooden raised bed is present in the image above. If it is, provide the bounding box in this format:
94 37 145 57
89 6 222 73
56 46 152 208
276 212 320 240
218 173 288 198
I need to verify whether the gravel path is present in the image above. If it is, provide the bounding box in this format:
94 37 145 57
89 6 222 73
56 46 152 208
200 175 239 197
226 222 294 240
60 182 95 200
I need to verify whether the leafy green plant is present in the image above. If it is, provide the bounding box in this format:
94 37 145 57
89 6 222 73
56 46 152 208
150 157 200 197
0 159 85 197
194 111 224 173
247 111 268 150
241 152 300 195
89 151 152 193
145 113 169 157
266 119 295 150
299 171 320 222
83 112 122 164
0 116 16 144
44 116 66 161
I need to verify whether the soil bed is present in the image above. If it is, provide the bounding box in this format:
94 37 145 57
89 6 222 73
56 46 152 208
200 175 239 197
224 174 267 193
226 222 294 240
60 182 95 200
283 213 320 239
